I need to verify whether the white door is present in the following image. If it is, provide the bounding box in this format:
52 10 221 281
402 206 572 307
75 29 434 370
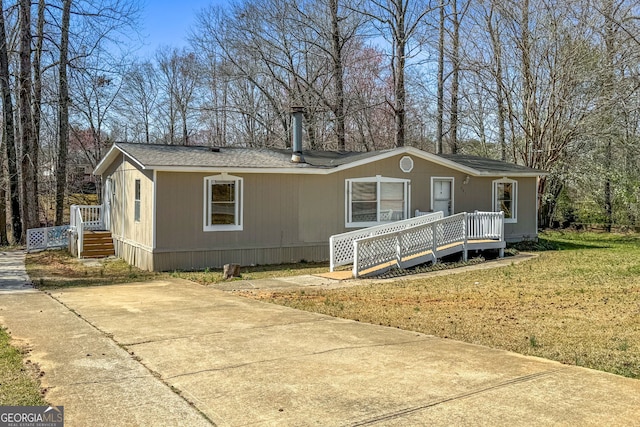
432 178 453 216
103 178 112 231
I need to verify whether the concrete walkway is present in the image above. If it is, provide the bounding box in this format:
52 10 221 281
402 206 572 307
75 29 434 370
0 250 36 293
0 251 210 426
1 252 639 425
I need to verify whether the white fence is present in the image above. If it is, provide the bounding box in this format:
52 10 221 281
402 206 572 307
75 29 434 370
329 211 444 272
352 211 504 278
26 226 70 252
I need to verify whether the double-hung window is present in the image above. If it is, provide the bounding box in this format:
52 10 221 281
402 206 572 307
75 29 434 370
346 176 410 227
493 178 517 223
204 174 243 231
134 179 141 222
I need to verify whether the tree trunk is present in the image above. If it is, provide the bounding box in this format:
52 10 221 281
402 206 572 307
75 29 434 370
55 0 72 226
32 0 45 211
448 0 459 154
0 0 22 244
520 0 534 167
603 0 615 232
436 0 445 154
19 0 38 233
394 8 406 148
0 143 7 245
329 0 346 150
487 3 507 161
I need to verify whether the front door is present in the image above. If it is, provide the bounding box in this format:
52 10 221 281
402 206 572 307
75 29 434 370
432 178 453 216
103 178 112 231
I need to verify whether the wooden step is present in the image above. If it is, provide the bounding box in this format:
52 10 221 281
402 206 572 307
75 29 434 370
81 230 115 258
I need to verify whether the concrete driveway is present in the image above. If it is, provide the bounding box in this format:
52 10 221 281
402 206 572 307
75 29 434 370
2 275 638 426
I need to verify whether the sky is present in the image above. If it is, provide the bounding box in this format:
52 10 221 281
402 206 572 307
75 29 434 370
138 0 219 57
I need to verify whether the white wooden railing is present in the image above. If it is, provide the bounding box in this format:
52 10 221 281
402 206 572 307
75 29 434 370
70 205 104 257
467 211 503 240
351 211 504 278
329 211 444 271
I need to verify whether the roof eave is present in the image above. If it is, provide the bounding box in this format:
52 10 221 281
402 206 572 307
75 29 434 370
93 143 147 175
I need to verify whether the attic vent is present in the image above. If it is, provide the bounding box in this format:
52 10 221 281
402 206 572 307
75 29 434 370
400 156 414 173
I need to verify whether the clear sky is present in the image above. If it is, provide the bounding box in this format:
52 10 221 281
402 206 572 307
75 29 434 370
138 0 218 57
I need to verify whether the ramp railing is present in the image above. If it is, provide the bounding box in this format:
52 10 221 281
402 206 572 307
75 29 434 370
329 211 443 272
352 211 504 278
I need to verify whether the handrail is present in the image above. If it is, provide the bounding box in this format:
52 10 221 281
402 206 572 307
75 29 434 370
329 211 444 271
70 204 104 258
466 211 504 240
352 211 504 278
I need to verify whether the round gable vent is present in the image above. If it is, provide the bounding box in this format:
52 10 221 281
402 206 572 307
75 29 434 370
399 156 414 173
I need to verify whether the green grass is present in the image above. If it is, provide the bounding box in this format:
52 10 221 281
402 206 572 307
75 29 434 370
238 231 640 379
0 328 47 405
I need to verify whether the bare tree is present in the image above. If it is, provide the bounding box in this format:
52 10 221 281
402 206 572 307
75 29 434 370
360 0 436 147
18 0 38 232
156 49 201 145
119 61 159 143
55 0 71 225
0 0 21 243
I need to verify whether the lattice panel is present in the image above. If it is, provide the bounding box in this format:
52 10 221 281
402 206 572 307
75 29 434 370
47 226 70 247
330 211 444 269
439 214 465 246
355 234 399 274
26 226 70 252
27 229 46 250
401 226 434 257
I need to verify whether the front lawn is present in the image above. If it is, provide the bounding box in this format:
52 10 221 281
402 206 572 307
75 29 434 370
26 250 160 290
237 231 640 379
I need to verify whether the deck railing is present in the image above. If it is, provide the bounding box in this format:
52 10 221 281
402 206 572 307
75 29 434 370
352 211 504 278
467 211 503 240
70 205 104 257
329 211 444 271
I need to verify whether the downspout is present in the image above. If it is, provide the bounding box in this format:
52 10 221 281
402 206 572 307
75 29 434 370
152 169 157 251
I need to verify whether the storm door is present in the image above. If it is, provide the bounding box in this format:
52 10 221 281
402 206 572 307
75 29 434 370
431 178 453 217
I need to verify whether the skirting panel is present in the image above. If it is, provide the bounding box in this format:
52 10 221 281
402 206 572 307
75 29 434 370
152 245 330 272
114 239 155 271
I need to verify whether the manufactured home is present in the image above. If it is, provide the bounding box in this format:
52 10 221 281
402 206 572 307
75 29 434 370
88 141 544 272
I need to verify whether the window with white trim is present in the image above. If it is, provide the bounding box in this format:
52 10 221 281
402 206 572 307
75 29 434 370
346 176 410 227
134 179 141 222
204 174 243 231
493 178 517 223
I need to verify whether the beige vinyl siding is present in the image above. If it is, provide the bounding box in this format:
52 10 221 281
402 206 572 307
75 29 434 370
105 156 154 252
155 154 540 252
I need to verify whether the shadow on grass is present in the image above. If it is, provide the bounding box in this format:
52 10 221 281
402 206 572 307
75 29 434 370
509 236 611 252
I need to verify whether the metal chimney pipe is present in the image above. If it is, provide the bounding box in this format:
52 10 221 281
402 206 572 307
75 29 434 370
291 106 305 163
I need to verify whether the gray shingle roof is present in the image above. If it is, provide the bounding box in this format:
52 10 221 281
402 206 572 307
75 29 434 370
104 143 545 176
438 154 542 175
116 143 384 169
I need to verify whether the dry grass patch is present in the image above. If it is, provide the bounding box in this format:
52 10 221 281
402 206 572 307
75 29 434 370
0 328 47 405
171 262 330 285
238 231 640 379
26 250 160 289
